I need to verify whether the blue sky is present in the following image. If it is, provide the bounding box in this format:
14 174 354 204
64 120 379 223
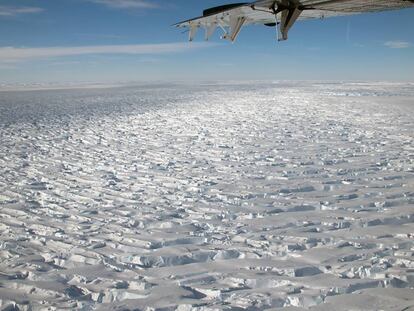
0 0 413 83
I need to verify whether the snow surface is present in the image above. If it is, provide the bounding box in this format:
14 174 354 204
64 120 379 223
0 82 413 310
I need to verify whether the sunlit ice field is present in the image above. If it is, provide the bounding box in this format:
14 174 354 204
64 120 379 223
0 81 413 310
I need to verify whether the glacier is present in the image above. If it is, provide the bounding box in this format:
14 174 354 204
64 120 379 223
0 81 413 310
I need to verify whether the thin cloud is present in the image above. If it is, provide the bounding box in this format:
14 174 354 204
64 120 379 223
0 64 16 70
384 41 411 49
0 43 215 62
90 0 157 9
0 6 44 16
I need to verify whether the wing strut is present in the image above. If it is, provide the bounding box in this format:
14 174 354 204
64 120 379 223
189 22 198 41
222 16 247 42
205 23 217 41
279 6 302 40
274 9 280 41
271 1 303 41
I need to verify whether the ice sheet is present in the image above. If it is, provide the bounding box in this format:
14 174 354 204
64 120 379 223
0 82 413 310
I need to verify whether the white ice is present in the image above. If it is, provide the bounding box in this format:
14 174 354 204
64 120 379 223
0 81 413 310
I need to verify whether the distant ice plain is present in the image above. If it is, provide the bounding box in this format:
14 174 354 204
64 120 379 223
0 82 413 310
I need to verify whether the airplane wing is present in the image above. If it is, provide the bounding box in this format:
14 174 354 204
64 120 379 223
174 0 414 41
